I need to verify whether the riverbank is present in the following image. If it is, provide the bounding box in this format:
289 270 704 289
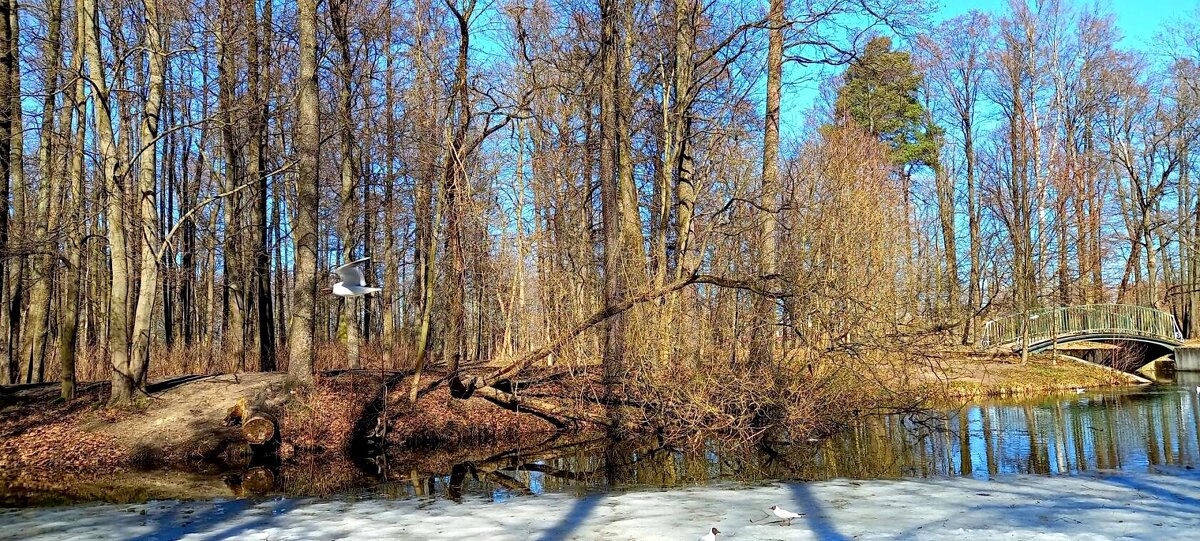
0 370 556 503
916 348 1137 400
0 350 1143 495
3 466 1198 540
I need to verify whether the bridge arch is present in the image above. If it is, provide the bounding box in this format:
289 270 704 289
980 304 1183 353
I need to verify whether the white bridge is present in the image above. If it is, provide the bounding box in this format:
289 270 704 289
980 304 1183 352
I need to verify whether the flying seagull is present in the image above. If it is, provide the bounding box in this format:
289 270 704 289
770 505 803 525
331 257 381 297
698 526 720 541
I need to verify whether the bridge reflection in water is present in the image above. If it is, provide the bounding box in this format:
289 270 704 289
818 385 1200 479
366 384 1200 501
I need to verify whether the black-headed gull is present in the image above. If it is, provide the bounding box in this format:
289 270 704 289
698 526 720 541
331 257 382 297
770 504 803 525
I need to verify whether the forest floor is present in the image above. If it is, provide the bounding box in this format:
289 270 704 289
0 349 1145 504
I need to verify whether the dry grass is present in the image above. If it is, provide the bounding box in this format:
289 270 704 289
908 347 1133 400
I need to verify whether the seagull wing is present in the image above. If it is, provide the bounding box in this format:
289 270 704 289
334 257 370 286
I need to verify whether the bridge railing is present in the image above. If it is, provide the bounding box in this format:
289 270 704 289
980 304 1183 349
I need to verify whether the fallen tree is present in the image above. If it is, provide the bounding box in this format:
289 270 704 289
443 272 791 431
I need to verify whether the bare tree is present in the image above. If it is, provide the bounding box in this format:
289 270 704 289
288 0 320 386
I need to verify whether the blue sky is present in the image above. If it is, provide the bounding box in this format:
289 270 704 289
778 0 1197 136
939 0 1194 46
777 0 1190 131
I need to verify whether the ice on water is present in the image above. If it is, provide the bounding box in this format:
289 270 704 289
3 468 1200 540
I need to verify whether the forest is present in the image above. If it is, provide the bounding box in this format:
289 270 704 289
0 0 1197 437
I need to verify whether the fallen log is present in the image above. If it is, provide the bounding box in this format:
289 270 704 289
224 397 279 446
453 273 789 398
472 385 634 431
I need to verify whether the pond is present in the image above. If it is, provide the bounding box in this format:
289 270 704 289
5 376 1199 506
5 377 1200 540
364 378 1200 502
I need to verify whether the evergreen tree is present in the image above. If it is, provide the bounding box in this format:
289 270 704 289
834 36 940 171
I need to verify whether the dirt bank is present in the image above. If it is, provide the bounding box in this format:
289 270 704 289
0 370 559 500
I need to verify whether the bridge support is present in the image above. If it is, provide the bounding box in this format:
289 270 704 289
1175 346 1200 371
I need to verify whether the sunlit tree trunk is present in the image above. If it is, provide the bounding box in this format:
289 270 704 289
128 0 167 389
964 101 980 342
218 0 245 364
381 22 399 366
21 0 64 382
82 0 134 402
288 0 319 386
58 7 87 399
440 0 477 374
749 0 782 367
599 0 623 387
933 158 958 312
671 0 698 281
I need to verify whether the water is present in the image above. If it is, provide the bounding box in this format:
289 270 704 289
368 382 1200 501
5 380 1200 506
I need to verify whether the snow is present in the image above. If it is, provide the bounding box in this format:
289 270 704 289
3 468 1200 540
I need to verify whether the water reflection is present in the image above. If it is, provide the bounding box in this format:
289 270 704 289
6 383 1200 506
823 386 1200 479
363 384 1200 501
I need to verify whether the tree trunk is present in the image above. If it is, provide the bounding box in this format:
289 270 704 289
0 0 11 385
934 158 958 313
218 0 245 364
381 23 399 367
331 0 360 369
128 0 167 390
963 111 980 344
749 0 783 367
599 0 623 390
6 0 25 384
58 7 86 399
22 0 64 382
288 0 319 386
671 0 697 280
83 0 134 403
248 0 275 371
440 0 476 375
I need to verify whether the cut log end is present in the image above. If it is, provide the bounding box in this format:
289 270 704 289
224 397 279 446
243 415 277 445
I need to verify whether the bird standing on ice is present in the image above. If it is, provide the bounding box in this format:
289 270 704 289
770 505 803 525
698 526 720 541
331 257 381 297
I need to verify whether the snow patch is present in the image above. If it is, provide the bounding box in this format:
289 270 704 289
3 470 1199 540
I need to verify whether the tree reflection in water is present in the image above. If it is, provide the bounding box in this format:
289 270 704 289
344 385 1200 501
